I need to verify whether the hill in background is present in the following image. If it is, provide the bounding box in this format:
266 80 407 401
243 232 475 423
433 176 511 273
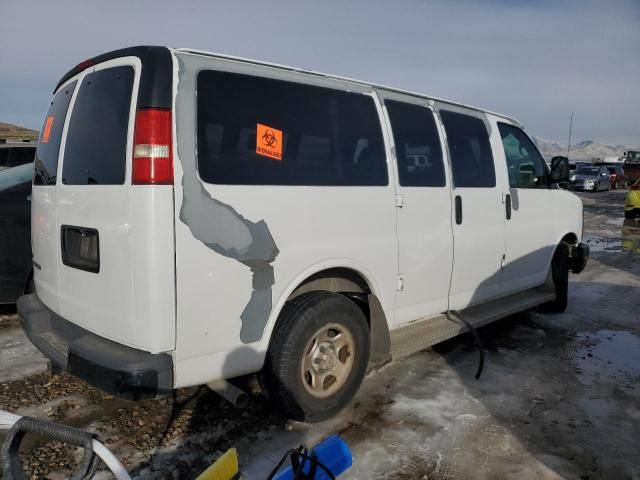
533 137 639 161
0 122 38 142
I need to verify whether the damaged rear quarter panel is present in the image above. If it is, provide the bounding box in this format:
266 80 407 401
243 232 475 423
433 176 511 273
171 52 398 388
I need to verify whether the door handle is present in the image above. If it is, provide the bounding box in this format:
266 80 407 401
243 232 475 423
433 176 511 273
505 193 512 220
455 195 462 225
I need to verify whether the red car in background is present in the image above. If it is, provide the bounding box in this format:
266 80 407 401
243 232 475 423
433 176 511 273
607 165 627 189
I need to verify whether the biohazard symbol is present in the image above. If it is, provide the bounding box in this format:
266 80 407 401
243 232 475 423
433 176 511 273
262 129 277 148
256 123 283 161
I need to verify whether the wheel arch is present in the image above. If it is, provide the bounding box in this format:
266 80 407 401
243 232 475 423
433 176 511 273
544 231 580 284
261 262 391 369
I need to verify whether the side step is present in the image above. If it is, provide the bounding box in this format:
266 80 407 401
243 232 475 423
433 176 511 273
389 287 555 360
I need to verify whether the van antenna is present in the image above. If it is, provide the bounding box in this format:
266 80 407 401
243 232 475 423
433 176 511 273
567 112 574 160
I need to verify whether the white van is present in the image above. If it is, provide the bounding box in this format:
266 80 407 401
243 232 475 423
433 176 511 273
19 46 589 421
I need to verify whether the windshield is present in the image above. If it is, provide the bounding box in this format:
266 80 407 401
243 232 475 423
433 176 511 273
575 167 599 175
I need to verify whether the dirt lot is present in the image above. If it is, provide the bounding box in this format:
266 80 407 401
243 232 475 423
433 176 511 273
1 189 639 479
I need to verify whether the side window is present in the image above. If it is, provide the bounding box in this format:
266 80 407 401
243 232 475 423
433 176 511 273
440 110 496 188
385 100 445 187
197 70 388 186
498 123 548 189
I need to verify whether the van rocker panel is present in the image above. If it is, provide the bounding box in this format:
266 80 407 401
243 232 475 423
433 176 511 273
17 293 173 400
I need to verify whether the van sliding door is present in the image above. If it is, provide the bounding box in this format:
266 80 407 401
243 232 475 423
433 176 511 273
439 108 506 310
379 92 453 325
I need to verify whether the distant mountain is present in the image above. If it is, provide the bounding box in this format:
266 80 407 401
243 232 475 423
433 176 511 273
533 136 640 162
0 122 38 142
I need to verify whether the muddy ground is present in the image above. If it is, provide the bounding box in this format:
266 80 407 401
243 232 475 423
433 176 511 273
1 189 639 479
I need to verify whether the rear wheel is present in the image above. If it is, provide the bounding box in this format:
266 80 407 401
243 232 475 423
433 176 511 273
625 210 636 219
265 291 370 422
542 242 570 313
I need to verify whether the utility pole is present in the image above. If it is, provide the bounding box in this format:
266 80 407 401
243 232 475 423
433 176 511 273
567 112 574 160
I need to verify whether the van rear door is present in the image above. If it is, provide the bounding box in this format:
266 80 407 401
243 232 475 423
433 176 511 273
33 53 176 353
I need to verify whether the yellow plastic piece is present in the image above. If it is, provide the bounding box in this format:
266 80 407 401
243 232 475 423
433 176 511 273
195 448 241 480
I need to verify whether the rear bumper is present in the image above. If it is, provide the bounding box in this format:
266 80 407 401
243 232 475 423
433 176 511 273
17 293 173 400
570 243 590 274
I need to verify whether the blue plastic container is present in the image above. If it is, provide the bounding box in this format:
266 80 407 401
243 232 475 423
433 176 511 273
272 435 352 480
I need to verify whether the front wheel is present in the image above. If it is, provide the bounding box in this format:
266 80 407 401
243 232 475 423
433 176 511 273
264 291 370 422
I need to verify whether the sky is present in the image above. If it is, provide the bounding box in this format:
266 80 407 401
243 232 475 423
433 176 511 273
1 0 639 145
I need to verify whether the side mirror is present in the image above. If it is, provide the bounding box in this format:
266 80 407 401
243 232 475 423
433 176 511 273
550 156 570 184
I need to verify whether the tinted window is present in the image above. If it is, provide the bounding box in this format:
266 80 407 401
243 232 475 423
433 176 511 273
385 100 445 187
440 110 495 188
62 66 134 185
498 123 548 189
34 81 77 185
197 71 387 186
8 147 36 168
0 149 8 170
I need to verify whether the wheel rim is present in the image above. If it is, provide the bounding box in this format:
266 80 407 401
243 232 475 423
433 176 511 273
301 323 356 399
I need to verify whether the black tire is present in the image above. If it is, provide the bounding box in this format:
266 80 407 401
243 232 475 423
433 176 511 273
264 291 370 422
542 242 570 313
625 210 635 219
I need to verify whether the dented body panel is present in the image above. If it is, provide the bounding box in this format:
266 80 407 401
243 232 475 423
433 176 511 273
171 52 398 386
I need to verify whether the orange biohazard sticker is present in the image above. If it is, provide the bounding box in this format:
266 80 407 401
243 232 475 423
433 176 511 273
256 123 283 161
42 116 55 143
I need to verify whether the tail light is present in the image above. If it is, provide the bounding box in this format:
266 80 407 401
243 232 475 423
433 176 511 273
132 108 173 185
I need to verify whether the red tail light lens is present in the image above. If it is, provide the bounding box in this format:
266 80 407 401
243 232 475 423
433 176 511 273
132 108 173 185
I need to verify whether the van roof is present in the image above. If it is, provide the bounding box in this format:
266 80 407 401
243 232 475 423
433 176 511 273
174 48 522 126
55 45 522 127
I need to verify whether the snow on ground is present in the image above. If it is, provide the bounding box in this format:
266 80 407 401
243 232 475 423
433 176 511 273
1 189 640 479
0 315 48 383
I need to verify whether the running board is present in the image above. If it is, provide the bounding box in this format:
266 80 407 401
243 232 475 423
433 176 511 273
390 287 556 360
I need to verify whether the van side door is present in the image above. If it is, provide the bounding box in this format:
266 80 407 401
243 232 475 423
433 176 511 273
438 107 506 309
378 93 453 324
493 119 554 294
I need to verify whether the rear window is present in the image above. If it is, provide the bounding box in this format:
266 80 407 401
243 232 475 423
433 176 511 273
575 167 599 175
34 82 77 185
197 70 388 186
8 147 36 168
62 66 134 185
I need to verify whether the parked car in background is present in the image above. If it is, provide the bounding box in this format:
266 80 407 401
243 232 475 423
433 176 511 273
607 165 626 189
0 162 33 304
569 165 611 192
625 179 640 219
0 143 36 171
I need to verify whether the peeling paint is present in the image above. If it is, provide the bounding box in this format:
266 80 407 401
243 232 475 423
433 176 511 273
175 54 279 344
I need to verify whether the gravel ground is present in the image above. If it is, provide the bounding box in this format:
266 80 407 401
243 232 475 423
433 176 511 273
1 189 639 479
